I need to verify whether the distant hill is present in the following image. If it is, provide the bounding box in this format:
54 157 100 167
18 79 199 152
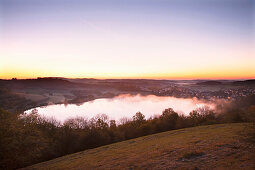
196 81 222 85
232 79 255 85
0 78 81 89
24 123 254 170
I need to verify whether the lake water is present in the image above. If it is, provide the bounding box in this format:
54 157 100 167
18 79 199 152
25 94 214 123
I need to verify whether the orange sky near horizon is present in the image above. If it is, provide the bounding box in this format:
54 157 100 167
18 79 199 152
1 65 254 80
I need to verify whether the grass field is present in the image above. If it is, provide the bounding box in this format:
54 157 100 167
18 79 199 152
23 123 255 170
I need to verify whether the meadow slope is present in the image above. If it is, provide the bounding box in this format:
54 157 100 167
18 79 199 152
24 123 255 170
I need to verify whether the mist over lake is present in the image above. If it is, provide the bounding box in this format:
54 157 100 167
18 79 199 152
25 94 214 123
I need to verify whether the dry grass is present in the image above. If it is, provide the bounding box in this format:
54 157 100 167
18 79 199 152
180 151 205 160
23 123 255 170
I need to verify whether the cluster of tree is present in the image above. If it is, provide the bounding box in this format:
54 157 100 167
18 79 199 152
0 95 255 169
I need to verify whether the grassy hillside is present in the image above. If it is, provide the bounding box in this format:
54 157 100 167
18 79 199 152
24 123 254 170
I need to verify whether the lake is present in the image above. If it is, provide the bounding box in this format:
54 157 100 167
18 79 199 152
25 94 214 123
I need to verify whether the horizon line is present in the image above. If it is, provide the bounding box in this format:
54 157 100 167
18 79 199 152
1 76 254 81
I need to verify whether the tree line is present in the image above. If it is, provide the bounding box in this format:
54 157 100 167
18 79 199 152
0 95 255 169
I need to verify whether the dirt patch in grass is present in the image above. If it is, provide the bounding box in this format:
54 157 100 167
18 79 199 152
179 151 205 161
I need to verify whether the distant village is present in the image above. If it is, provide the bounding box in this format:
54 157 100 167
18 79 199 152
153 85 255 101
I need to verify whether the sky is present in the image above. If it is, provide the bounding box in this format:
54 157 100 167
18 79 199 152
0 0 254 79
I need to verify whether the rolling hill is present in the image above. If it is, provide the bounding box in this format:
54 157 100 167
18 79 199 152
23 123 255 170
